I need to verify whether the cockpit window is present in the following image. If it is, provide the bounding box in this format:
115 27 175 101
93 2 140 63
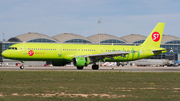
8 47 17 50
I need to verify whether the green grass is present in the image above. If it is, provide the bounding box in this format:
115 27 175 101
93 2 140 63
0 71 180 101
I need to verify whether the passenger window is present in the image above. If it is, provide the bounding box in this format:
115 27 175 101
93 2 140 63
15 47 17 50
12 47 14 50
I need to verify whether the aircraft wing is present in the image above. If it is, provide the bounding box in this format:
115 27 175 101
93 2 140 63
89 51 129 57
76 51 137 61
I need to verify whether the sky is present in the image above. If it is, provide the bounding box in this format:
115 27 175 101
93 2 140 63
1 0 180 41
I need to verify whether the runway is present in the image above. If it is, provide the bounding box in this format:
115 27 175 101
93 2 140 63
1 65 180 72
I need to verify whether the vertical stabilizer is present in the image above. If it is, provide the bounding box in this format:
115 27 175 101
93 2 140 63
140 22 165 48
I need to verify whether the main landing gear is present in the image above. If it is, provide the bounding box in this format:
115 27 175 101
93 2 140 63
76 65 99 70
92 65 99 70
20 60 25 69
76 62 99 70
77 66 84 70
92 62 99 70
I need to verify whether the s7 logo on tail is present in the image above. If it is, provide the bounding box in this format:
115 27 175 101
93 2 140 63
152 32 160 42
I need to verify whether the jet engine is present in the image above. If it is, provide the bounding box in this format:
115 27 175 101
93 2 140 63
73 57 90 67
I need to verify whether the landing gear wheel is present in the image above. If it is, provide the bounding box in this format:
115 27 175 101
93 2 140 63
0 63 3 67
77 66 84 70
117 62 120 66
92 65 99 70
20 60 25 69
20 65 24 69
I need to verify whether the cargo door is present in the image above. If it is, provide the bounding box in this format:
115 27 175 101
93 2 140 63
22 44 28 54
99 47 104 54
141 47 146 56
58 45 63 57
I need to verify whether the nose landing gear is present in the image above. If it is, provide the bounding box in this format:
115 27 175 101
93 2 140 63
20 65 24 69
20 60 25 69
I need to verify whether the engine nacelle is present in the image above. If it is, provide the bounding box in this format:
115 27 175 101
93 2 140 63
73 57 90 67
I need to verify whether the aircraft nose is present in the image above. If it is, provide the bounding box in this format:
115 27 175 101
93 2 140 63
1 51 8 58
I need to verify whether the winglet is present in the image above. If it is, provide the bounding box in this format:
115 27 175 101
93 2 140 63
140 22 165 48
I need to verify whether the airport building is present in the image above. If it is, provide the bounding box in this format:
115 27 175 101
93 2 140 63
0 32 180 66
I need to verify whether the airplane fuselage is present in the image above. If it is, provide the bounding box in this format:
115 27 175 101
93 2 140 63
2 43 166 62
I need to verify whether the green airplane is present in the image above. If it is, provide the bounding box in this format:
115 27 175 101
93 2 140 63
2 22 167 70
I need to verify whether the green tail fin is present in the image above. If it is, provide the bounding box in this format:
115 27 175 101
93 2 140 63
140 22 165 48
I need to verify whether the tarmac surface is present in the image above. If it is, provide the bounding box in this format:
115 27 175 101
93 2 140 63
0 65 180 72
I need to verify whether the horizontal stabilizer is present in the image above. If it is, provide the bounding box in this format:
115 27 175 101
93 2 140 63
166 48 176 51
152 49 167 52
152 49 167 54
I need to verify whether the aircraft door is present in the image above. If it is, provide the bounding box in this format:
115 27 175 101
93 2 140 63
22 44 28 54
99 47 104 54
58 45 63 57
141 47 146 56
